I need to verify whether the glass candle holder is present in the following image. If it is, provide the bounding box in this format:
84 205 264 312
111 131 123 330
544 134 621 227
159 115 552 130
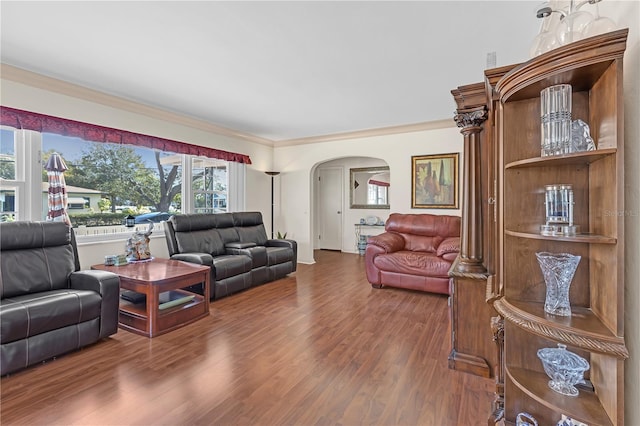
541 84 572 156
536 252 581 317
541 184 579 236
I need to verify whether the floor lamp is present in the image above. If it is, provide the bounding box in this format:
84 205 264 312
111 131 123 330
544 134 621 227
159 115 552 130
265 171 280 239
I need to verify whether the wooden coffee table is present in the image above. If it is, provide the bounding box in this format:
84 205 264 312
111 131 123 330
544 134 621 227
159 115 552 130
92 258 210 337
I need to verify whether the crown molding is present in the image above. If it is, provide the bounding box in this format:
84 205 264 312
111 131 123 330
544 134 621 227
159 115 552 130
2 63 456 149
0 63 276 147
275 119 456 147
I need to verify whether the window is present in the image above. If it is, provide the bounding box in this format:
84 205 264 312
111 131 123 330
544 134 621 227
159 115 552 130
42 133 184 221
1 125 244 238
192 158 227 214
368 183 388 206
0 128 17 221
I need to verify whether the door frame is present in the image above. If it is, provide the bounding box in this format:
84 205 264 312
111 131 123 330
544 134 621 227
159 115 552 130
316 166 344 251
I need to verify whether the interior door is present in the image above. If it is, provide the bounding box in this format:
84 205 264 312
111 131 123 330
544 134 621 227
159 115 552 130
318 167 343 250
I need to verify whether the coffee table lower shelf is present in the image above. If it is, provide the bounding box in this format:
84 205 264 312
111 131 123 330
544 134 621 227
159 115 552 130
119 289 207 337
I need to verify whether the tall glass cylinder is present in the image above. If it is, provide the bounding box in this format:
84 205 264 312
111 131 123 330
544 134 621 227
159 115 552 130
541 184 579 236
541 84 572 156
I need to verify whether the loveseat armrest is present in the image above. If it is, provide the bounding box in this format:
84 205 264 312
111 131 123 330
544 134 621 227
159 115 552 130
436 237 460 258
266 239 294 249
366 232 404 253
266 239 297 271
170 252 214 266
70 270 120 338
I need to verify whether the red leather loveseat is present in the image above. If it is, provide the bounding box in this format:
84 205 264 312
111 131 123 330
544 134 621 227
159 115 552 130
365 213 461 295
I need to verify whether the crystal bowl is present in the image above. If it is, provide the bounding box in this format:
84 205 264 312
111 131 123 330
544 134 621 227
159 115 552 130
537 343 589 396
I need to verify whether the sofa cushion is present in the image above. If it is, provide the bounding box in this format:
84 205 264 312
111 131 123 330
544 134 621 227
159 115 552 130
175 228 226 256
232 211 263 227
212 213 235 228
236 226 268 246
0 289 102 344
212 255 252 280
217 226 240 245
1 246 76 298
170 213 219 232
373 251 452 278
403 235 443 253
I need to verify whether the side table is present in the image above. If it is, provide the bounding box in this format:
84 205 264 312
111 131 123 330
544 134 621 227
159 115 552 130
92 258 210 337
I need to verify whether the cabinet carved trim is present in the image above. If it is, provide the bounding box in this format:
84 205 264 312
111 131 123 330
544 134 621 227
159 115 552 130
489 315 505 424
494 299 629 359
454 107 488 129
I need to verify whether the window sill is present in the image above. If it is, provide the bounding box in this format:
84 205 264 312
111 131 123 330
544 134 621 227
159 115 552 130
75 223 165 244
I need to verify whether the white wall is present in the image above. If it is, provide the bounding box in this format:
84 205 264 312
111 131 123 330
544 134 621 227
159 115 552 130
274 126 463 263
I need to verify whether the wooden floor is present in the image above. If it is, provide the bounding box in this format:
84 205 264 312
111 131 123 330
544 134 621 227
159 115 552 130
1 250 494 426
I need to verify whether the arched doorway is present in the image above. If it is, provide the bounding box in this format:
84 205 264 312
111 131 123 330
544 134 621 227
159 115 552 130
311 156 390 258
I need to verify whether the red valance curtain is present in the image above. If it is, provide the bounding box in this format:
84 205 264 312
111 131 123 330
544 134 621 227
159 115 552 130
0 106 252 164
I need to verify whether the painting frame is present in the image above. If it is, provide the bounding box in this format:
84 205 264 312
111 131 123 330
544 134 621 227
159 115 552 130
411 153 459 209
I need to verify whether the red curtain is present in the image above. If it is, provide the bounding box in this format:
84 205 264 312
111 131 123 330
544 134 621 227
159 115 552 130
0 106 252 164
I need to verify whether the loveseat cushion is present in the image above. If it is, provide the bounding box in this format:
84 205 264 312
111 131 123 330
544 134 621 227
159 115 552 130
0 289 102 344
233 211 269 245
372 251 452 278
436 237 461 257
174 228 226 257
212 255 252 280
236 226 268 246
171 213 219 232
386 213 460 238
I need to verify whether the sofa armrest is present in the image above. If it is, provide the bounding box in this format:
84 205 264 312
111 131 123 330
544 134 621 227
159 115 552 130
170 252 214 266
436 237 460 257
366 232 404 253
70 270 120 338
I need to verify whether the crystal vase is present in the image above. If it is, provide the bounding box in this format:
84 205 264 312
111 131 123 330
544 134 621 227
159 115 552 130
536 252 581 316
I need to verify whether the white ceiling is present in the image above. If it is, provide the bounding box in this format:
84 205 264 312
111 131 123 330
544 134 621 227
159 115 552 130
1 1 540 142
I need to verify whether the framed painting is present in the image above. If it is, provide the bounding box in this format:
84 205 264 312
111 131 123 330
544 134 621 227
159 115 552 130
411 153 459 209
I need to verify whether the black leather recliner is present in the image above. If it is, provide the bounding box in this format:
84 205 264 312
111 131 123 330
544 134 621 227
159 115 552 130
0 221 120 376
164 212 297 300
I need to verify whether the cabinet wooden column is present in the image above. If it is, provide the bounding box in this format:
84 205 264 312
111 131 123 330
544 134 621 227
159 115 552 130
448 84 496 378
454 105 488 273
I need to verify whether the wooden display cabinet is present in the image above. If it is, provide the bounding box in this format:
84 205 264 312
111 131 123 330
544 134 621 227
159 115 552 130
492 30 629 425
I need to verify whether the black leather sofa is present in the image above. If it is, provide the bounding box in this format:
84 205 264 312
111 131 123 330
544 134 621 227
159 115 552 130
164 212 297 300
0 222 120 376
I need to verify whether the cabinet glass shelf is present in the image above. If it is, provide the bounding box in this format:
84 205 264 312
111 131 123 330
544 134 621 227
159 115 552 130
505 148 616 170
504 230 616 244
